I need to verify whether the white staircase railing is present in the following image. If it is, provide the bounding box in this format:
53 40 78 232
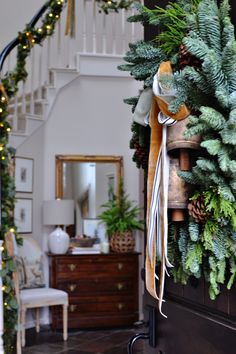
1 0 143 145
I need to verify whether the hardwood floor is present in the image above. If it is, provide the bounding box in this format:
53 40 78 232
21 325 150 354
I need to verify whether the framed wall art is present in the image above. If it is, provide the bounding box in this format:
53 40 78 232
14 198 33 233
15 157 34 193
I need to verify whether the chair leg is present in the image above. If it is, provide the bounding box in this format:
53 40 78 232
16 308 22 354
35 308 40 333
63 304 68 341
16 328 22 354
21 306 26 347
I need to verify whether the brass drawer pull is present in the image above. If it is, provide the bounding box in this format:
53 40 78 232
117 303 124 310
118 263 123 270
68 284 77 292
67 263 76 271
69 304 77 312
117 283 124 290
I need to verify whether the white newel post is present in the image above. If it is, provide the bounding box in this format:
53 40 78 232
0 240 4 353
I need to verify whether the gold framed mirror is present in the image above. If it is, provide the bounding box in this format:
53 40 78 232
55 155 123 237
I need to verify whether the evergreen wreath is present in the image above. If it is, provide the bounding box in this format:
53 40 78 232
119 0 236 300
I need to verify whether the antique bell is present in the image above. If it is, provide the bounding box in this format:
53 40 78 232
167 118 201 221
168 157 192 221
167 118 201 152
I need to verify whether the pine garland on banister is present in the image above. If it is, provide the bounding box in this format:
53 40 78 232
96 0 139 14
0 1 64 351
119 0 236 300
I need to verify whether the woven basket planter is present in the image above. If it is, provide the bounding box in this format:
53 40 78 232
110 231 135 253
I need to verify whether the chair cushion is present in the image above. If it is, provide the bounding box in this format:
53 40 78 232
15 256 26 290
15 253 45 289
20 288 68 308
22 256 45 289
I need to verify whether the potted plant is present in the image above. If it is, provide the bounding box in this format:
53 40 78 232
98 181 144 253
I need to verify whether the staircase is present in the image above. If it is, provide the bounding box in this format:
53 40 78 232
1 0 143 149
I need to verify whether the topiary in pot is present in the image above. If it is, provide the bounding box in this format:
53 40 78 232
98 181 144 253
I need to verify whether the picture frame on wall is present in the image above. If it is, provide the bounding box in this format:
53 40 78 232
15 157 34 193
14 198 33 233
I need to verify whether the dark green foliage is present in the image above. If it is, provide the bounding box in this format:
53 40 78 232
164 0 236 298
123 96 139 113
130 122 150 169
118 40 162 169
119 0 236 298
118 40 166 88
140 0 202 55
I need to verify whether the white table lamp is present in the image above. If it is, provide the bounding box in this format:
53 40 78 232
43 199 74 254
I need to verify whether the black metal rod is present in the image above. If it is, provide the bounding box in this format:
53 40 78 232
127 332 150 354
0 0 50 72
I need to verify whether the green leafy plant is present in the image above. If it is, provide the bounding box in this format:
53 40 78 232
98 180 144 237
142 0 201 56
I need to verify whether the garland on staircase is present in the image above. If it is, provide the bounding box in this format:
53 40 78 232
119 0 236 306
96 0 139 14
0 1 64 351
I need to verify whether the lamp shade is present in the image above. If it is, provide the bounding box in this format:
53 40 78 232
43 199 74 226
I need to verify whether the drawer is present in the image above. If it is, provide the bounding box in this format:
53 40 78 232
54 257 137 280
57 278 135 296
67 296 136 314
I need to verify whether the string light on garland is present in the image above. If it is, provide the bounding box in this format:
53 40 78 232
0 1 66 352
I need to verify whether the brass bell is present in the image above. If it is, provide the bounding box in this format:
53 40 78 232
167 118 200 221
167 118 201 152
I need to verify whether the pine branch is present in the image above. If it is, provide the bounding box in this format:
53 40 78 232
183 31 210 61
200 139 222 156
188 220 200 242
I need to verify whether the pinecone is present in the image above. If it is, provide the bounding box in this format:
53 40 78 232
178 43 201 69
130 134 149 170
187 196 209 223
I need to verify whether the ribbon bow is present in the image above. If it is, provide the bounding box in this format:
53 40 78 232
145 61 190 316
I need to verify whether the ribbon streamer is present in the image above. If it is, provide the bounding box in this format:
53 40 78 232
145 61 190 317
0 82 8 102
65 0 76 38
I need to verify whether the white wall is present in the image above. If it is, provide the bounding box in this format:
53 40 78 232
6 0 145 330
16 70 144 326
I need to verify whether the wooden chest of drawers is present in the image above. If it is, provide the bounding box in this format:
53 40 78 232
48 253 140 329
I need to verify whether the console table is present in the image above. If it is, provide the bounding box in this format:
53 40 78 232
48 252 140 329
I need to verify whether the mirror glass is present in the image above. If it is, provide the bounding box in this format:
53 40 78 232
56 155 123 238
